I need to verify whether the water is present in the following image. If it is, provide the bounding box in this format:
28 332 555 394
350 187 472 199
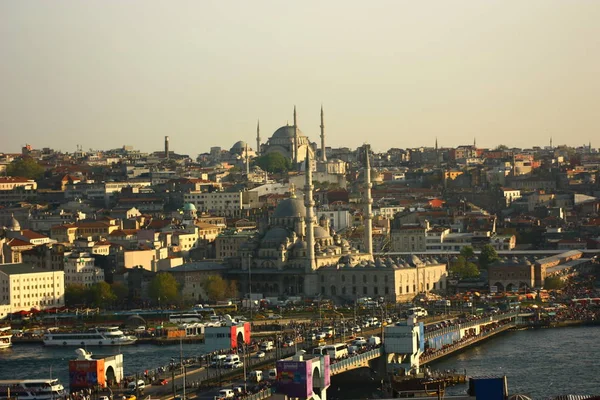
0 342 208 387
1 327 599 399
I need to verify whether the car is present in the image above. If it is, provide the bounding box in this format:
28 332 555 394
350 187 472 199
99 396 110 400
254 351 266 358
122 396 136 400
133 326 146 333
284 340 294 347
158 378 168 386
231 361 243 369
315 332 326 340
268 314 283 319
352 326 361 333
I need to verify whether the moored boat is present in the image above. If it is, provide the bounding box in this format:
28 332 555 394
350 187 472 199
0 327 12 349
43 326 137 346
0 379 64 400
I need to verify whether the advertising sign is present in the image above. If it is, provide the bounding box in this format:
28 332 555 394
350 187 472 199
322 354 330 387
244 322 251 344
490 285 498 293
230 326 238 349
276 360 312 398
69 359 105 389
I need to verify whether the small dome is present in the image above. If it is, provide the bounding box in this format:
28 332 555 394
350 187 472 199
273 198 306 218
314 226 331 239
230 140 248 153
183 203 197 212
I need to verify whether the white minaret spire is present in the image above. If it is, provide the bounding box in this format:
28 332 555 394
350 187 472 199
293 105 299 165
320 105 326 162
304 148 316 271
363 144 373 257
256 120 261 156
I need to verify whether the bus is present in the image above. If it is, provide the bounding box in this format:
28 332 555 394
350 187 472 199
324 343 348 360
168 309 214 323
312 346 328 356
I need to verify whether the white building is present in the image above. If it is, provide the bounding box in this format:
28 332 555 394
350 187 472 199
0 263 65 319
315 210 352 232
183 191 244 216
64 252 105 287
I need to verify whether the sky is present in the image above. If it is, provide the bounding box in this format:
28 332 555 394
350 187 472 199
1 0 599 155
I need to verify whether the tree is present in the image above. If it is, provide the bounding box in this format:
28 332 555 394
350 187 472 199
65 284 88 307
450 256 480 279
494 144 509 151
460 246 475 260
88 282 116 308
253 152 291 173
148 273 180 306
227 280 238 299
544 276 565 290
202 275 228 301
6 157 44 179
478 244 499 269
111 282 129 305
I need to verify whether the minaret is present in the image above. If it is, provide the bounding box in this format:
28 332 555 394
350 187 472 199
293 105 299 165
550 137 553 149
165 136 170 160
320 105 327 162
256 120 261 156
245 143 250 176
473 137 476 148
435 137 439 168
304 148 316 271
363 145 373 257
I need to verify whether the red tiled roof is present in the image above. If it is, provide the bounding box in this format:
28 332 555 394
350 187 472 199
19 230 48 240
7 238 32 247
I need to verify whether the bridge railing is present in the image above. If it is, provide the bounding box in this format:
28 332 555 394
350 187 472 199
245 388 273 400
424 312 518 340
330 348 383 375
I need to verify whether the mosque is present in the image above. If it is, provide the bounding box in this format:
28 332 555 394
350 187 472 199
228 146 448 302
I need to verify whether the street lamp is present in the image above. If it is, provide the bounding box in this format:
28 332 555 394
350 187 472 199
248 254 253 321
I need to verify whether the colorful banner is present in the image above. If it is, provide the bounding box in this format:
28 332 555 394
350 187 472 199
276 359 312 398
244 322 251 344
68 359 105 389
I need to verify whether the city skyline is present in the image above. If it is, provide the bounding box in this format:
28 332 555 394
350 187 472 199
2 1 599 154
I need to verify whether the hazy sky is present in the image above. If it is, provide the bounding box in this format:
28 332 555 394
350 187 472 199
1 0 599 155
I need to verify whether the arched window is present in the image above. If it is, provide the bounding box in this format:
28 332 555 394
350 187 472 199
342 275 346 282
363 275 367 283
374 275 378 283
352 275 356 284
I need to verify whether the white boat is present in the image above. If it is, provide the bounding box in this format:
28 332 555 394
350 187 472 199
0 327 12 349
0 379 65 400
43 326 137 346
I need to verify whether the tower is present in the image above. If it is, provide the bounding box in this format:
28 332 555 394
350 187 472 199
293 105 299 165
550 137 553 149
435 137 439 167
165 136 170 160
304 148 316 271
320 105 327 162
363 145 373 257
256 120 261 157
473 137 476 148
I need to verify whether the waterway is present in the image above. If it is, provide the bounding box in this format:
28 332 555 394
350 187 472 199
1 326 599 399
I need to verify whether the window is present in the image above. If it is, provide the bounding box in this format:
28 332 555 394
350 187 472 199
363 275 367 283
363 287 367 295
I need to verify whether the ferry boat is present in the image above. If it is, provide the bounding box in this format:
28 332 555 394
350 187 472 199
0 327 12 349
43 326 137 346
0 379 65 400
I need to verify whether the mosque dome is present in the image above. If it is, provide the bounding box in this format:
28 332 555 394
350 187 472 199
273 198 306 218
230 141 248 154
263 227 290 242
183 203 197 212
272 126 303 139
314 226 331 239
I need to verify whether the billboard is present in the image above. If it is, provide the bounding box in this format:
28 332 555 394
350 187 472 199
321 354 330 387
230 325 238 349
276 359 312 398
69 359 105 390
244 322 251 345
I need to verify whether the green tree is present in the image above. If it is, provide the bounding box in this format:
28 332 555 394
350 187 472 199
544 276 565 290
202 275 228 301
64 284 88 307
148 272 180 306
111 282 129 305
450 256 480 279
88 282 116 308
6 157 44 179
478 244 499 269
494 144 509 151
253 152 291 173
460 246 475 259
